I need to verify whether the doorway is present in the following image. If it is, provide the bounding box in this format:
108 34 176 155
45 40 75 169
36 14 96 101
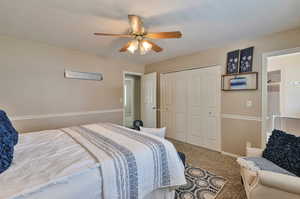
123 72 142 128
262 47 300 146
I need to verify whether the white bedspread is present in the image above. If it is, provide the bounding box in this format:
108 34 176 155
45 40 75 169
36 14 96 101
0 130 101 199
63 123 186 199
0 123 186 199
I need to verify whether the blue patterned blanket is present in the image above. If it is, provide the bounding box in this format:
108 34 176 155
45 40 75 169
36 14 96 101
62 123 186 199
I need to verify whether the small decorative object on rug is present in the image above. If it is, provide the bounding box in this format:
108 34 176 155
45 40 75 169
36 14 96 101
175 165 227 199
239 47 254 73
226 50 240 74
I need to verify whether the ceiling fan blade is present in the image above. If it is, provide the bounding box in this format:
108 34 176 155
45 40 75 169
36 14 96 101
145 40 163 52
119 41 132 52
94 33 132 38
128 15 143 34
144 31 182 39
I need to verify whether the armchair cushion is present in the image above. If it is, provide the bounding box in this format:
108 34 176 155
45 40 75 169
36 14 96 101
263 129 300 176
237 157 296 176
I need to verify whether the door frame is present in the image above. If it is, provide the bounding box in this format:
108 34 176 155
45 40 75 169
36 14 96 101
261 47 300 147
123 71 143 126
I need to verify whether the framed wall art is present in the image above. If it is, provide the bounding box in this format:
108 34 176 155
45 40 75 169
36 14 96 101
226 50 240 74
221 72 258 91
239 47 254 73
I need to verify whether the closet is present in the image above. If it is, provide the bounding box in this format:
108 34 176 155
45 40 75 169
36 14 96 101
160 66 221 151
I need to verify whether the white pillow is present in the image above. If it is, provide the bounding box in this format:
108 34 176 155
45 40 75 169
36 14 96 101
140 127 166 138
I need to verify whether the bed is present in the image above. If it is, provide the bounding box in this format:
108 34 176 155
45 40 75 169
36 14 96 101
0 123 186 199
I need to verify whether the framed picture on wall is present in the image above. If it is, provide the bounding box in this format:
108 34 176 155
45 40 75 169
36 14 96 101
226 50 240 74
222 72 258 91
239 47 254 73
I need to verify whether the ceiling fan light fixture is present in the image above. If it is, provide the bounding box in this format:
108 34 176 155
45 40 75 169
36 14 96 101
127 40 139 54
139 40 152 55
94 15 182 55
142 40 152 51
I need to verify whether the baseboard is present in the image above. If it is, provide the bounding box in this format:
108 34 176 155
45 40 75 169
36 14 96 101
221 151 240 158
222 114 261 122
9 108 123 121
167 137 222 153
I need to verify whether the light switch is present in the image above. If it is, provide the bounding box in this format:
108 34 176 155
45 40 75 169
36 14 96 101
246 100 253 108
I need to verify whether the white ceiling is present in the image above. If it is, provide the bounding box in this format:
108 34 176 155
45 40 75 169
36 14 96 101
0 0 300 65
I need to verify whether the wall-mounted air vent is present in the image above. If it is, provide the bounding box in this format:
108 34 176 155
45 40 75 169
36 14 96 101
65 70 103 81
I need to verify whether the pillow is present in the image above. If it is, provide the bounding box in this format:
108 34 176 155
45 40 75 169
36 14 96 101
263 129 300 176
0 125 14 174
140 127 166 138
237 157 296 176
0 110 18 145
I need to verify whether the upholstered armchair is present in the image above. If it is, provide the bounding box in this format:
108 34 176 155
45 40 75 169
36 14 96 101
240 142 300 199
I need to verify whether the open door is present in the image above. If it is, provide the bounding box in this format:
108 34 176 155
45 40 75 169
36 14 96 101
124 78 134 127
123 72 142 128
141 72 157 127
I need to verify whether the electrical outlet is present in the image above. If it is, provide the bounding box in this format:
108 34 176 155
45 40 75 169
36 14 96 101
246 100 253 108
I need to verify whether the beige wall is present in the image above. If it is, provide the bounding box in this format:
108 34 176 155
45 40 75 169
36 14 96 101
0 35 144 132
146 27 300 156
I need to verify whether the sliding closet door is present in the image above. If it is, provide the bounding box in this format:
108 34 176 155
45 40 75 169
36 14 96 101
172 71 188 142
186 69 205 146
161 66 220 150
201 66 221 151
186 66 221 151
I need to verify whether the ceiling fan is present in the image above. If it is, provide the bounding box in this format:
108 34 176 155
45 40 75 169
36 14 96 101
94 15 182 55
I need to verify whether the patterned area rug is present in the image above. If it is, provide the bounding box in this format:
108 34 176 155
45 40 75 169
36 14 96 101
175 165 227 199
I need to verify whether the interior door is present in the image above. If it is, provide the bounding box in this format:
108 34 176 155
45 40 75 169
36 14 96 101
172 71 188 142
141 72 157 127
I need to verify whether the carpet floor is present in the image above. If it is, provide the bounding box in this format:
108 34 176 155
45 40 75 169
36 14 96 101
169 138 247 199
